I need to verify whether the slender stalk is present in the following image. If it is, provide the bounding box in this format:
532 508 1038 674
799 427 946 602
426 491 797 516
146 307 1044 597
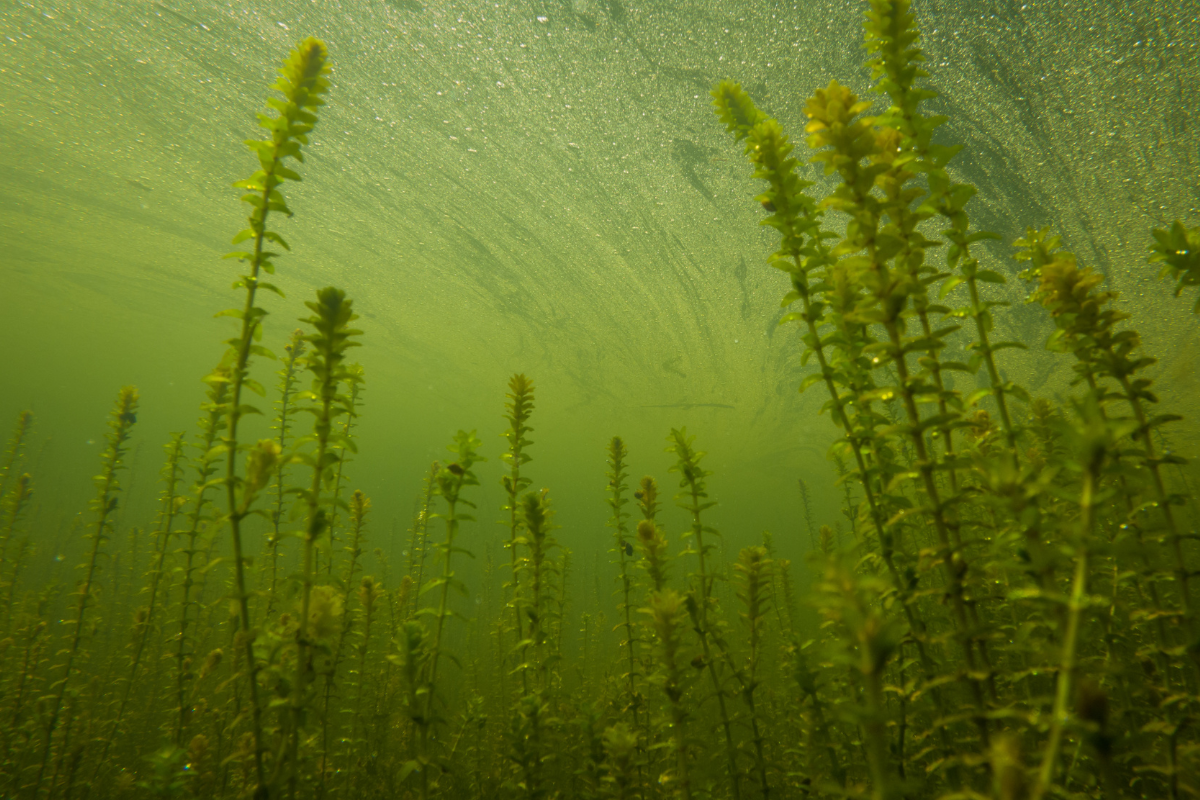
175 370 229 746
0 411 33 503
409 462 440 615
0 473 32 587
415 431 483 800
607 438 643 737
668 428 741 800
515 490 556 800
1031 423 1103 800
318 490 370 798
94 432 186 781
219 40 330 795
645 590 693 800
32 387 138 800
283 287 361 799
265 329 306 618
501 374 534 693
323 364 363 578
734 547 772 800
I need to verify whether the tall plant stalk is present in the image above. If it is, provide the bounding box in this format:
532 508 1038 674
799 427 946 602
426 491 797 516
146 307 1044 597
412 431 483 800
318 489 370 797
216 38 331 796
409 462 440 615
668 428 741 800
501 374 534 692
514 490 557 800
606 438 643 738
265 328 306 617
0 411 33 504
95 432 186 779
645 590 692 800
1031 401 1110 800
174 365 229 746
32 387 138 800
323 363 364 578
282 286 361 798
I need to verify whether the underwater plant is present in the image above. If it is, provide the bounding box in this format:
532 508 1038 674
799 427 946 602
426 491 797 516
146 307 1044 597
1150 219 1200 312
408 461 441 614
280 286 362 798
511 489 559 800
668 427 741 799
0 411 33 504
6 3 1200 800
732 546 773 800
407 430 483 800
94 431 188 781
215 37 331 797
264 328 307 616
323 362 365 578
33 386 138 799
317 488 371 796
710 0 1199 797
0 472 32 605
500 374 535 692
643 589 693 800
605 438 645 748
173 361 230 747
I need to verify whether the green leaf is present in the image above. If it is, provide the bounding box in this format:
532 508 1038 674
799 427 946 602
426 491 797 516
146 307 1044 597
966 388 991 406
264 231 291 251
398 760 420 784
798 372 825 394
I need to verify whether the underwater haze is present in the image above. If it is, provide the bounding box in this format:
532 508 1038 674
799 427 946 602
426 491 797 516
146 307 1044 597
1 0 1199 798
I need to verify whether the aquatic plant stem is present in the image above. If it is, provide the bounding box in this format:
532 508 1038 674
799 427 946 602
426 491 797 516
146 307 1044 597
323 365 363 579
411 462 439 614
416 432 482 800
32 387 138 800
1031 444 1099 800
223 278 271 799
318 490 369 798
645 590 693 800
963 275 1021 460
0 411 33 504
607 438 644 738
712 79 970 776
175 371 229 746
219 40 329 796
1114 375 1195 629
885 318 993 725
865 0 1020 463
93 432 186 783
515 491 555 800
734 547 772 800
421 482 459 800
0 472 32 588
266 329 306 618
501 374 534 695
281 287 361 798
669 429 741 800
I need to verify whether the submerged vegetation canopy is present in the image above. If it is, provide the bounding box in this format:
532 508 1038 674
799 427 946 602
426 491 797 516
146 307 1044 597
1 1 1199 800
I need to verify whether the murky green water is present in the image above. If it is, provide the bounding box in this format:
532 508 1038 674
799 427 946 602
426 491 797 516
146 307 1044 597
1 0 1198 797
